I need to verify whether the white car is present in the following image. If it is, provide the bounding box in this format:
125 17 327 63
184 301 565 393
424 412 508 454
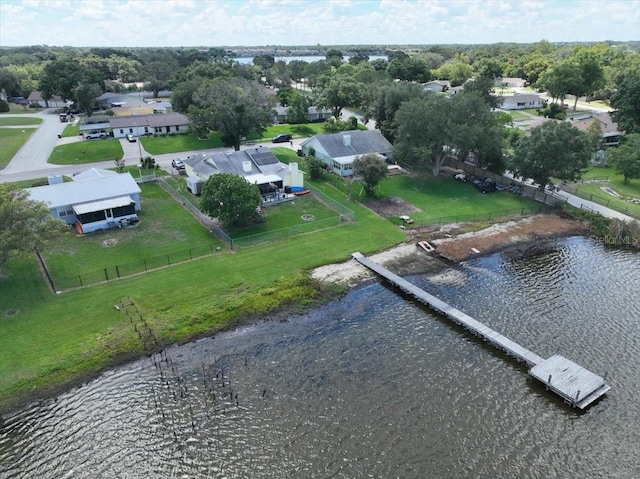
171 158 185 170
84 131 107 140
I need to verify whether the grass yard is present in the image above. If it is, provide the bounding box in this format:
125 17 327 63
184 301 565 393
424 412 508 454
4 104 45 114
43 183 218 281
48 138 124 165
61 123 81 137
225 193 341 239
0 128 36 169
0 175 403 411
0 117 42 127
372 174 546 223
568 181 640 218
140 132 224 155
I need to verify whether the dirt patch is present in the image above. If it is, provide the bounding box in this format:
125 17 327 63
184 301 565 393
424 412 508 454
432 215 588 262
102 238 118 247
365 196 421 218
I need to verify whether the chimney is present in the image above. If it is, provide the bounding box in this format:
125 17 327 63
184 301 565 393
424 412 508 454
343 134 351 146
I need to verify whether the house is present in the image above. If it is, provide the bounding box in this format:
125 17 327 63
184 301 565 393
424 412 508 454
300 130 393 177
96 92 147 110
422 80 450 93
25 168 142 234
569 112 624 147
494 77 527 88
183 147 304 202
271 105 333 124
108 113 190 138
501 93 545 110
26 91 69 109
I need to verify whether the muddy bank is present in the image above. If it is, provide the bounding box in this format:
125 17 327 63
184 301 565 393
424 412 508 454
311 215 588 286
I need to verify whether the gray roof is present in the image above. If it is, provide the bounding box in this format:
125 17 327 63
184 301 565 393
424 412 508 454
26 171 141 209
503 93 543 103
96 93 146 105
302 130 393 159
108 113 189 129
185 147 288 180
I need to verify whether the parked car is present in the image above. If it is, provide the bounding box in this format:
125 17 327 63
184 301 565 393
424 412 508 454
171 158 185 170
473 177 497 193
59 113 68 122
84 131 107 140
272 133 292 143
126 134 136 142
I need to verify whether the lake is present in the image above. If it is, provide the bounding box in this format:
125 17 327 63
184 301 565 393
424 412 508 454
1 236 639 478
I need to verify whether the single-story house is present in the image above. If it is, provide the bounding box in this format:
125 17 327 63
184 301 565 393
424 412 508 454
183 147 304 202
26 168 141 234
570 112 624 147
108 113 189 138
300 130 393 177
112 104 156 117
96 92 147 110
27 91 69 109
422 80 450 93
501 93 545 110
494 77 527 88
271 105 333 124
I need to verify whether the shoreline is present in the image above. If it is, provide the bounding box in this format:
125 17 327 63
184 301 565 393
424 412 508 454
0 214 588 416
310 214 589 286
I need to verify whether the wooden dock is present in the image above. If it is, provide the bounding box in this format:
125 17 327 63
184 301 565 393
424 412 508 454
352 252 610 409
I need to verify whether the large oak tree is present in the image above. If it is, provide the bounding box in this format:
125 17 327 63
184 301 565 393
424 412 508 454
189 78 275 150
511 121 590 189
200 174 262 227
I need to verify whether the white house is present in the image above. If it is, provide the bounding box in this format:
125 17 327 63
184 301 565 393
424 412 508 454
26 91 69 109
422 80 450 93
108 113 189 138
501 93 545 110
300 130 393 177
26 168 142 234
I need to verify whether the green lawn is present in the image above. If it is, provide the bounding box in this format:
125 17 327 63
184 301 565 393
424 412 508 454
0 117 42 126
42 183 218 282
3 104 45 114
61 123 81 137
0 128 36 169
568 182 640 218
140 132 224 155
48 139 124 165
225 193 341 239
372 175 546 224
0 175 403 411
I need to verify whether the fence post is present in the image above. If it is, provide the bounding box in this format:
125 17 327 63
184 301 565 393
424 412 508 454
167 254 171 266
116 265 120 279
79 275 83 288
144 259 147 272
189 249 193 260
104 268 109 282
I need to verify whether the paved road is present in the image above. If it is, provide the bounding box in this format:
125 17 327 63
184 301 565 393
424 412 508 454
553 189 637 223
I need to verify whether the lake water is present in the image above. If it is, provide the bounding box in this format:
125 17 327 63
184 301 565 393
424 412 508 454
1 236 639 478
234 55 388 64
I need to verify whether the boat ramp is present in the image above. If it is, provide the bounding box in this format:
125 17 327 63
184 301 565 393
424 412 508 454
352 252 610 409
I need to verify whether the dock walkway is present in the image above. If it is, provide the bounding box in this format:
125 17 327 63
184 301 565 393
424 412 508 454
352 252 610 409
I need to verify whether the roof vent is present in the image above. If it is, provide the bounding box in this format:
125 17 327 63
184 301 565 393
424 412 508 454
242 161 252 173
343 134 351 146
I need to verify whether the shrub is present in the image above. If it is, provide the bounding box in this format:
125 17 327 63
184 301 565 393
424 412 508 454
0 98 9 112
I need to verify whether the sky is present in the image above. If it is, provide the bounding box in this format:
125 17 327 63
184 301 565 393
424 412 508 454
0 0 638 48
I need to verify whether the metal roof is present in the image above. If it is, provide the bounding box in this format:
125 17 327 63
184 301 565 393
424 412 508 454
73 195 134 214
302 130 393 159
108 113 189 129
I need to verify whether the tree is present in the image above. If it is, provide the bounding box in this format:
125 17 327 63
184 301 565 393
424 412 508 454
374 82 426 142
0 185 68 277
511 121 590 189
315 73 365 119
0 68 22 97
539 62 580 106
610 75 640 134
305 155 325 181
200 173 262 227
353 154 387 197
73 83 101 116
608 134 640 184
287 91 311 124
189 78 275 150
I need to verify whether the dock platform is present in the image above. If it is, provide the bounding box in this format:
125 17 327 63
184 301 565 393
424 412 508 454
352 252 610 409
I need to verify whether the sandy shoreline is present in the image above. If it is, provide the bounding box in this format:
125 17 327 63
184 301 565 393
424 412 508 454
311 214 588 286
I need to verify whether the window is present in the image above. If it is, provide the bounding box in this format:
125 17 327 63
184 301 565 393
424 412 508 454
57 206 74 217
119 129 124 135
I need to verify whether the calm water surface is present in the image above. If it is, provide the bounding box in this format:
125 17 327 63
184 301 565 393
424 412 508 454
1 236 639 478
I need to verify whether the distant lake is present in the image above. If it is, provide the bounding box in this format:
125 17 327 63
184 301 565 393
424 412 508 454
234 55 388 64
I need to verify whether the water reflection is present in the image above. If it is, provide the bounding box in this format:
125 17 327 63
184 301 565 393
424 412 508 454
1 237 639 478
